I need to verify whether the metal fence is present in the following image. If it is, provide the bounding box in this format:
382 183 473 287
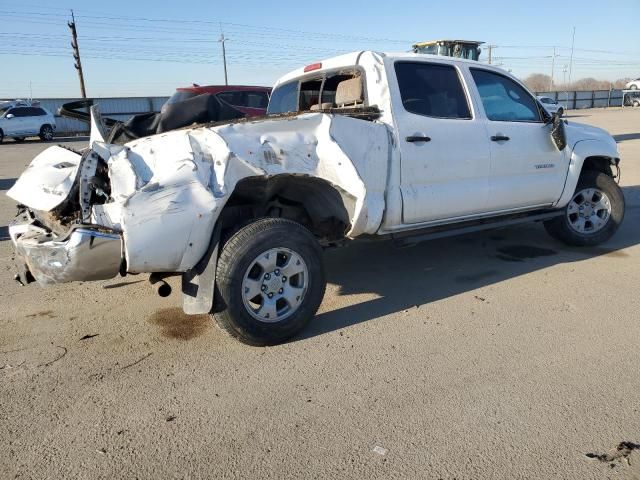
534 89 634 110
27 89 637 136
35 96 169 135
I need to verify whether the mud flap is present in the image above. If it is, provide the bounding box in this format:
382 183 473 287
181 223 221 315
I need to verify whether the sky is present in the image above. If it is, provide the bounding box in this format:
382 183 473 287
1 0 638 99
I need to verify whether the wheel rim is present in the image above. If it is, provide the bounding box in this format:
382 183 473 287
566 187 612 234
241 247 309 323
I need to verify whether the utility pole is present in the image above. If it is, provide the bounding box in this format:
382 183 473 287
567 26 575 90
549 46 556 91
487 44 495 65
218 33 228 85
68 10 86 98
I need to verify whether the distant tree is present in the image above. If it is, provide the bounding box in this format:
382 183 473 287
570 77 611 90
524 73 552 92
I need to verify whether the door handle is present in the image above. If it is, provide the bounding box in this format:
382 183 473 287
406 135 431 143
490 135 510 142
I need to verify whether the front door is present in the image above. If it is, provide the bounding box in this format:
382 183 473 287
469 68 568 211
391 60 492 224
4 108 27 136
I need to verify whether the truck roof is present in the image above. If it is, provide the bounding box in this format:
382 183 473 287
274 50 498 87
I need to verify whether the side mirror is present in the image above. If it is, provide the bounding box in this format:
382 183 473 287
6 113 14 119
550 113 566 151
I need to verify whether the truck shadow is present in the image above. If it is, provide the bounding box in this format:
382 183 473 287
614 133 640 143
299 185 640 341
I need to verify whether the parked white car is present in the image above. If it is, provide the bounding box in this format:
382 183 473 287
536 96 565 115
625 78 640 90
0 102 56 143
7 51 625 345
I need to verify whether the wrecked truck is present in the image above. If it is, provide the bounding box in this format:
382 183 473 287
7 51 625 345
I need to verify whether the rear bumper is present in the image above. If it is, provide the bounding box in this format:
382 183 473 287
10 212 123 285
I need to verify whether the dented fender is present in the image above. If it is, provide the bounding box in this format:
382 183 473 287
93 112 388 274
555 136 620 209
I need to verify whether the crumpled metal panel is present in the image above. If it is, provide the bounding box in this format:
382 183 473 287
7 146 81 212
93 112 389 273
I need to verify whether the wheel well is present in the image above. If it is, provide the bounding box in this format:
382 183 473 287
218 175 355 243
582 156 614 177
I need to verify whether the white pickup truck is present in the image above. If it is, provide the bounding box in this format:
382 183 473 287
7 51 625 345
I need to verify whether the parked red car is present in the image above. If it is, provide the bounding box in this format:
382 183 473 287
162 85 271 117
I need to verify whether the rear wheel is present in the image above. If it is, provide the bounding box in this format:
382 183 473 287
544 170 624 246
213 218 326 346
0 130 4 144
39 125 53 141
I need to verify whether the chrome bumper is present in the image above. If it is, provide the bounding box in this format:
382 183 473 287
10 213 122 285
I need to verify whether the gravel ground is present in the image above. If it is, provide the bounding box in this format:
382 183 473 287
1 109 639 479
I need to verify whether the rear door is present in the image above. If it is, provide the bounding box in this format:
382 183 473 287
390 60 492 224
469 69 568 211
23 107 42 134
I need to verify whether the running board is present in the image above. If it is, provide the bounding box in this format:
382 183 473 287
391 209 563 247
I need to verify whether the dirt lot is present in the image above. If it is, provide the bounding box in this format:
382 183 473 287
1 109 639 479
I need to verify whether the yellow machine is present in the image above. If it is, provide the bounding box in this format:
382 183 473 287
412 40 484 61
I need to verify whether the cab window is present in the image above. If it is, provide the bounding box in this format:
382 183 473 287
471 69 541 122
267 81 298 114
394 61 471 119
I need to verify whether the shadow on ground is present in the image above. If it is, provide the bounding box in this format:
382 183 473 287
0 178 17 191
0 136 88 146
614 133 640 143
299 185 640 340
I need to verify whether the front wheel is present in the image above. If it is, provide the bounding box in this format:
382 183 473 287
544 170 624 246
213 218 326 346
39 125 53 141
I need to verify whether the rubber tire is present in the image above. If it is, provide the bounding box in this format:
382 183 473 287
0 130 4 144
213 218 326 346
544 170 624 246
39 125 53 141
13 137 25 143
557 107 564 116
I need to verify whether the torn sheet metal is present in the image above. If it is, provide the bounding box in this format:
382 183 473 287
90 112 389 273
7 146 81 212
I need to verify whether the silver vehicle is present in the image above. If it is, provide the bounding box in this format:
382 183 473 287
0 100 56 144
625 78 640 90
536 96 565 116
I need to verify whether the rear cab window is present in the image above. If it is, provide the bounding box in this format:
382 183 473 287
394 61 471 119
267 68 366 115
